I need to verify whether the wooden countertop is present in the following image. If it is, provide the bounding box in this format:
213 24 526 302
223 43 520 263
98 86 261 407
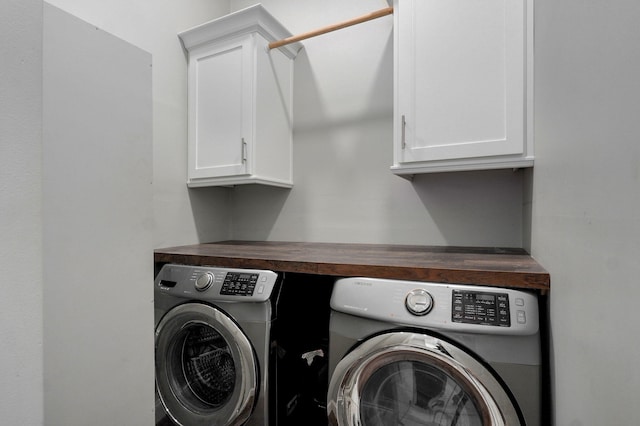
154 241 550 293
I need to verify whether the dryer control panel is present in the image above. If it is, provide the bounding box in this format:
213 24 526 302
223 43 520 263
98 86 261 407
331 277 539 336
452 290 510 327
155 264 279 302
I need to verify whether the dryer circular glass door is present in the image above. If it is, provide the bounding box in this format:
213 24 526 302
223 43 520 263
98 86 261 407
155 303 258 426
327 332 522 426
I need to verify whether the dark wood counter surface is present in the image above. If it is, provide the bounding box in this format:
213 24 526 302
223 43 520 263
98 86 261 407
154 241 550 293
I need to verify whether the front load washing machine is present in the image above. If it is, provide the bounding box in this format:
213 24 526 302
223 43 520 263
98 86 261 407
327 277 541 426
154 264 281 426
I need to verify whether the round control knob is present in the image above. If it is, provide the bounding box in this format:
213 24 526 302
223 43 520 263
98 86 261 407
195 272 214 291
405 289 434 316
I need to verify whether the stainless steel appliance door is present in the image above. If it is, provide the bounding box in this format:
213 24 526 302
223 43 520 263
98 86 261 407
155 303 258 426
327 332 522 426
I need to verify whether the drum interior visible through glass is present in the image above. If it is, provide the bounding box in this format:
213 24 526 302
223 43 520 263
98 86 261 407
171 323 236 409
360 360 483 426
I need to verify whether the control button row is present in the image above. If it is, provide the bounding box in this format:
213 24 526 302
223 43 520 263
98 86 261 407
220 282 257 296
517 310 526 324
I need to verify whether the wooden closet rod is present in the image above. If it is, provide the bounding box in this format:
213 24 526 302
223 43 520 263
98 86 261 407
269 6 393 50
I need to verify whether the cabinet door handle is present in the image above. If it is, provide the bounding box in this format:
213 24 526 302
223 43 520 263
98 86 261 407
241 138 247 163
401 115 407 149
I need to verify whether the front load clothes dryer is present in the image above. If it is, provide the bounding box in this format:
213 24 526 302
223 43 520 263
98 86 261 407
327 277 541 426
154 264 281 426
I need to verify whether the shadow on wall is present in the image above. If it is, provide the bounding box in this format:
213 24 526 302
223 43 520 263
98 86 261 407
522 168 534 252
227 184 292 241
411 169 526 248
290 28 395 243
227 24 394 243
188 186 234 242
292 26 393 133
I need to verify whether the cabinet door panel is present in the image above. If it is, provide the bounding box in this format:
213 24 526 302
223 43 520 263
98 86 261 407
189 37 253 179
181 5 298 187
397 0 525 163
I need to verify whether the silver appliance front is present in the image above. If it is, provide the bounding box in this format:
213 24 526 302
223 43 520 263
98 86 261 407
327 332 521 426
155 303 258 426
327 277 541 426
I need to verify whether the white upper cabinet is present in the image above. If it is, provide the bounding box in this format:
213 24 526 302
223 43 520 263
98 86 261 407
179 5 301 188
392 0 534 175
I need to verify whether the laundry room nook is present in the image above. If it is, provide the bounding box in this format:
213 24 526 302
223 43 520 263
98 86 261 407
4 1 640 426
153 241 550 425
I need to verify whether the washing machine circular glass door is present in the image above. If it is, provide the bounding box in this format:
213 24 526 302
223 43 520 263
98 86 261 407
155 303 258 426
327 332 522 426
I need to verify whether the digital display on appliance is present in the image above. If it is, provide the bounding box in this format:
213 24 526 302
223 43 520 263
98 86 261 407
220 272 259 296
452 290 510 327
475 294 495 302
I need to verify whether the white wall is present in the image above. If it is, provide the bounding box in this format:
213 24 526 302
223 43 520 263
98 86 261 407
45 0 233 248
1 2 234 424
13 1 626 424
0 1 44 424
45 0 527 249
531 0 640 424
228 0 526 246
42 4 154 424
35 2 237 424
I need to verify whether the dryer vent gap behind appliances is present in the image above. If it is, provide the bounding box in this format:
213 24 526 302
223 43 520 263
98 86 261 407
154 264 281 426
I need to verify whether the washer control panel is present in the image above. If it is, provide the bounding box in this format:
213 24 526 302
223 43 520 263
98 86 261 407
220 271 260 296
155 264 278 302
452 290 510 327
